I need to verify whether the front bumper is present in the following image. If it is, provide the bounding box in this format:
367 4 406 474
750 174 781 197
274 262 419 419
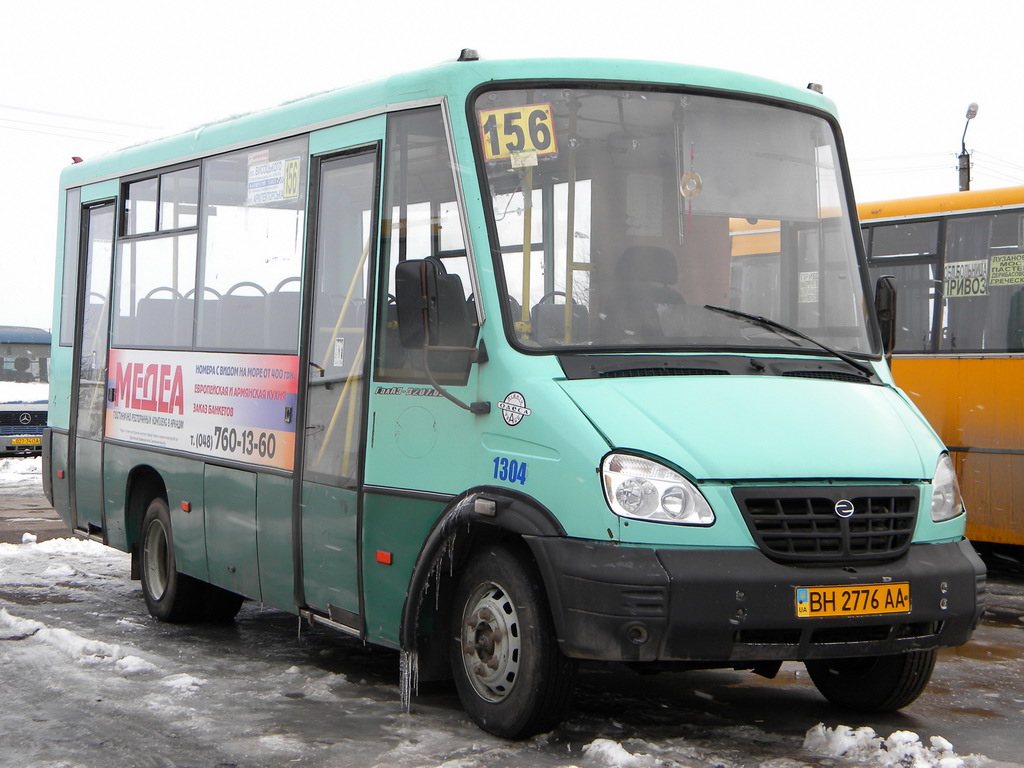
526 537 986 663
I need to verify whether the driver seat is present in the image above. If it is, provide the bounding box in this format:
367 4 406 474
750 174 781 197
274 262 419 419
615 246 684 338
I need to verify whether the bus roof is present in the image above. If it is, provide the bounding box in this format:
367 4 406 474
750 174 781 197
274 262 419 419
858 185 1024 221
0 326 51 345
59 56 837 190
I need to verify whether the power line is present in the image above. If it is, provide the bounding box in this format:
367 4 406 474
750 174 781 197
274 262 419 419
0 102 162 131
0 120 123 145
0 115 137 140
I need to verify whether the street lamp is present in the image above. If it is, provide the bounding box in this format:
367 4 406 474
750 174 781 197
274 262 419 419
958 102 979 192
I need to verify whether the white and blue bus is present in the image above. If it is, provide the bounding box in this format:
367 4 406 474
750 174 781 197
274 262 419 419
1 325 50 457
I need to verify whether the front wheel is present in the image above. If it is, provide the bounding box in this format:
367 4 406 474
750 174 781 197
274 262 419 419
805 649 937 711
450 544 576 738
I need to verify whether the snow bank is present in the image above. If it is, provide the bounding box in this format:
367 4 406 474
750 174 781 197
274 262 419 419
574 725 976 768
803 724 967 768
0 535 129 589
0 456 41 473
0 608 157 676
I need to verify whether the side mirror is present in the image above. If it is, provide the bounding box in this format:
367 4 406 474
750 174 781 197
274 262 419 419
874 275 897 361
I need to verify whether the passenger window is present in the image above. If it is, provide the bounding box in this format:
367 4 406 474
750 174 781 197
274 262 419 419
940 213 1024 352
115 167 201 349
197 137 308 351
374 108 477 385
112 235 198 348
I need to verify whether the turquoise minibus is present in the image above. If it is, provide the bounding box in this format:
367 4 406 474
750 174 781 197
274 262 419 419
43 51 984 737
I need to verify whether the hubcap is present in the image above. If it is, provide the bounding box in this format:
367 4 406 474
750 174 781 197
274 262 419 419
460 581 521 702
143 518 170 600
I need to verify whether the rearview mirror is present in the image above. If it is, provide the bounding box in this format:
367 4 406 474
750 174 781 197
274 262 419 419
874 275 897 361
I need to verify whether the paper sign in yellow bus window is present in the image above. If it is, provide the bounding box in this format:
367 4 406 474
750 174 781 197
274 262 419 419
990 252 1024 287
478 104 558 162
944 259 989 298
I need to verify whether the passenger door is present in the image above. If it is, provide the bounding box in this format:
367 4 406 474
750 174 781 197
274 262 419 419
297 121 383 629
70 200 115 536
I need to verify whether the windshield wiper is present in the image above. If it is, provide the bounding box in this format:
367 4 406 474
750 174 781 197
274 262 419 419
703 304 875 378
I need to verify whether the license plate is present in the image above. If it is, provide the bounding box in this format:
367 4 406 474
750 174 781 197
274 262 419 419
795 582 910 618
11 437 41 446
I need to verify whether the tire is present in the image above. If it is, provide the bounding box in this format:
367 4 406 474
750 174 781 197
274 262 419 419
805 648 937 712
202 585 244 623
450 544 576 738
139 497 205 623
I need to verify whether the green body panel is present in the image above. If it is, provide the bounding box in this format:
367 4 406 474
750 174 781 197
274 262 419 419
309 114 386 155
360 493 446 648
80 179 118 203
48 347 74 429
255 472 295 612
363 350 615 542
102 444 210 578
48 431 72 530
57 59 836 192
204 465 260 601
559 373 940 480
300 482 359 615
74 438 104 532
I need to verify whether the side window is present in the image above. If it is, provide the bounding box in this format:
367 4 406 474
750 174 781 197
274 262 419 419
866 221 941 353
113 167 200 348
940 213 1024 352
374 107 477 385
197 137 308 352
59 188 82 346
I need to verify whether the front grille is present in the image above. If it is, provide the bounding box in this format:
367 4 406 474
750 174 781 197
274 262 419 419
0 410 47 434
733 486 918 564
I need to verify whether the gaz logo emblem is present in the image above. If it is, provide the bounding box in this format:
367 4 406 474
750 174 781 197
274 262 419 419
497 392 532 427
834 499 856 518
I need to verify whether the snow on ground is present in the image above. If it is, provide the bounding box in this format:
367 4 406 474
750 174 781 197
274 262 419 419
0 455 42 488
0 458 1016 768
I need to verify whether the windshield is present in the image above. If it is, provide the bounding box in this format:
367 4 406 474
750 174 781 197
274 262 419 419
1 341 49 384
473 85 875 356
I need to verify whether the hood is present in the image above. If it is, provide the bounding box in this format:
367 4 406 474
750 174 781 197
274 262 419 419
559 375 940 481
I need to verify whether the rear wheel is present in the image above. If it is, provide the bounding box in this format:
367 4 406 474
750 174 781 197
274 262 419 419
450 544 576 738
139 497 205 623
202 584 244 623
805 649 937 711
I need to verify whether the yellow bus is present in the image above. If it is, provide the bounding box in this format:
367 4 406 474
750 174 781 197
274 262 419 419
860 186 1024 546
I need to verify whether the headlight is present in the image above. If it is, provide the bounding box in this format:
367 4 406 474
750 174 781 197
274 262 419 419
930 453 965 522
601 453 714 525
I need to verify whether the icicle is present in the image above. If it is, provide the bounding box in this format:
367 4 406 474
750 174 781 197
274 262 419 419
400 649 419 713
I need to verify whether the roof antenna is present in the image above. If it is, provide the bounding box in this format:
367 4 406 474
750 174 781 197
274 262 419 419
458 48 479 62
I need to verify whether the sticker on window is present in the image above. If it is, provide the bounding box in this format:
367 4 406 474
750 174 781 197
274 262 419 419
944 259 989 298
478 104 558 163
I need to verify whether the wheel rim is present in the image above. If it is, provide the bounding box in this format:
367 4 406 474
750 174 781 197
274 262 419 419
459 581 522 703
143 518 170 601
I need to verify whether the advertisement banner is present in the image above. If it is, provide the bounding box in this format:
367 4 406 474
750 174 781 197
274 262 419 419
105 350 299 470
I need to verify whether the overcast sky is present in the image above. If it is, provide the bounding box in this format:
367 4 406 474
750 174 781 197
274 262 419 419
3 0 1021 332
